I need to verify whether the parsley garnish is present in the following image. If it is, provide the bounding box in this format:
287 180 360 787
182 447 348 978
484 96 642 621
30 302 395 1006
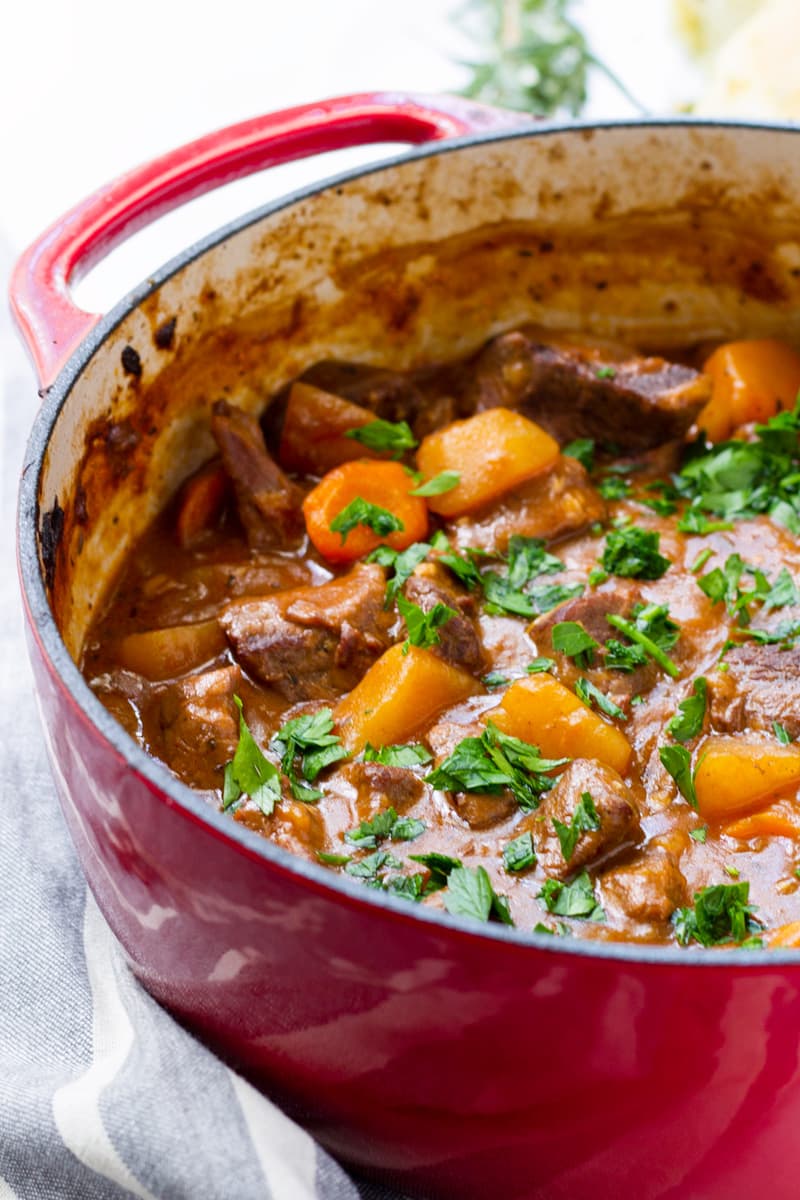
222 696 282 816
410 471 461 497
503 832 537 873
345 806 426 849
596 365 616 379
603 639 648 673
345 418 417 455
587 566 609 587
601 527 671 580
690 548 713 574
527 656 557 674
345 850 402 882
271 708 349 802
483 671 510 689
368 541 431 606
396 594 456 653
666 677 707 743
763 567 800 611
527 581 585 614
659 744 697 808
689 826 708 844
553 791 601 862
425 721 568 811
444 865 513 925
316 850 352 866
364 742 433 767
676 510 734 535
597 475 631 501
435 545 485 591
329 497 404 542
563 437 595 471
575 677 626 721
409 851 462 888
774 722 793 746
538 869 605 921
482 538 567 617
673 882 762 947
534 921 571 937
606 603 680 678
552 621 599 668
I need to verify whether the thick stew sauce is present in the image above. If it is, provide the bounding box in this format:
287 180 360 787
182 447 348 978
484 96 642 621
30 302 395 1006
84 330 800 949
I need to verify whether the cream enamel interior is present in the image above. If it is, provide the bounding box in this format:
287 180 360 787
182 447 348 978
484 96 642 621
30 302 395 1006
37 122 800 660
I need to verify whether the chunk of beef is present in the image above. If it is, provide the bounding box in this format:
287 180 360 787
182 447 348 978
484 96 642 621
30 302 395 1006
235 797 325 861
708 644 800 740
220 564 391 702
404 562 485 674
466 330 711 450
211 400 304 550
528 758 640 880
531 582 658 708
296 361 428 424
599 846 687 927
449 455 605 554
156 664 241 789
332 761 425 824
424 716 516 828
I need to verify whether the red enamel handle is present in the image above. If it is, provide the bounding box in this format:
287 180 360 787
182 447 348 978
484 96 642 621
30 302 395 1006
10 91 524 389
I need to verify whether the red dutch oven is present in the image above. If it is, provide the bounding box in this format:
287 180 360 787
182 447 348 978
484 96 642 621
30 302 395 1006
12 93 800 1200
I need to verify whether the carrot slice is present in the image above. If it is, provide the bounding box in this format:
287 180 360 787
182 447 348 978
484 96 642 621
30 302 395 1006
699 339 800 442
415 408 560 517
694 737 800 821
334 643 480 754
489 674 632 776
279 382 378 475
175 462 229 547
303 460 428 563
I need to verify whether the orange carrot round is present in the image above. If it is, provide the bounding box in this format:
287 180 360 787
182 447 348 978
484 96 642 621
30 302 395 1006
303 460 429 563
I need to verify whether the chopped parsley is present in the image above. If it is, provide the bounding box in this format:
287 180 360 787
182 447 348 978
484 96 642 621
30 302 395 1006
552 621 599 668
659 744 697 808
396 594 456 653
410 471 461 496
596 365 616 380
603 638 648 673
329 497 404 542
222 696 282 816
689 826 708 844
435 545 485 591
482 538 567 617
483 671 510 689
345 806 425 849
597 475 631 501
345 417 417 455
527 656 557 674
534 920 571 937
538 869 605 921
575 677 626 721
606 603 680 678
673 882 762 948
601 527 671 580
553 791 601 862
666 677 707 743
773 722 793 746
444 865 513 925
763 567 800 611
563 437 595 471
503 831 537 873
368 540 431 605
271 708 349 802
316 850 352 866
676 510 733 535
527 581 585 614
345 850 402 882
364 741 432 767
587 566 609 587
425 721 568 811
690 548 713 574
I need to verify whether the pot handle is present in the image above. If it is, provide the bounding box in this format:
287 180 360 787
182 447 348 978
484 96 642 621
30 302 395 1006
10 91 525 389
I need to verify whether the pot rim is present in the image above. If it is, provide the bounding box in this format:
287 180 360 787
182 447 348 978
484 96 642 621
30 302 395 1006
19 114 800 969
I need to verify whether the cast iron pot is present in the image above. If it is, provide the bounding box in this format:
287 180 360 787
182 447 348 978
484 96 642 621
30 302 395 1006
12 93 800 1200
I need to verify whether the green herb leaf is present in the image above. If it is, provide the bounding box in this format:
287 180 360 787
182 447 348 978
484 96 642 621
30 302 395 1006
659 744 697 808
316 850 353 866
222 696 282 816
597 475 631 500
533 920 571 937
587 566 609 587
605 605 680 678
603 638 648 673
425 721 567 812
409 851 462 888
774 721 793 746
436 546 485 591
368 541 431 606
364 742 433 767
503 831 537 873
673 881 761 947
527 581 585 614
483 671 510 689
552 620 599 668
690 548 713 574
677 509 734 535
444 865 513 925
410 471 461 497
596 365 616 379
329 496 404 543
575 677 626 720
538 869 604 921
601 527 671 580
763 567 800 611
527 656 557 674
666 677 708 743
563 438 595 471
345 418 417 455
271 707 348 802
396 594 456 653
553 791 601 862
345 850 402 881
689 826 708 844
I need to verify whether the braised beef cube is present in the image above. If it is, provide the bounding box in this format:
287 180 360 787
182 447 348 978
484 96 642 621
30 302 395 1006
296 361 428 424
527 758 640 880
221 564 391 702
211 400 304 550
598 846 687 926
466 330 711 450
404 562 485 675
451 790 517 830
333 761 425 825
235 797 325 861
156 664 241 789
449 455 605 554
426 718 484 761
708 644 800 740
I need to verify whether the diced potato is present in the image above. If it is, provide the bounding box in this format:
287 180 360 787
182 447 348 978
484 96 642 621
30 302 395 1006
415 408 560 517
114 620 227 681
699 339 800 441
724 797 800 840
694 736 800 821
334 643 481 754
768 922 800 949
279 382 377 474
489 674 632 776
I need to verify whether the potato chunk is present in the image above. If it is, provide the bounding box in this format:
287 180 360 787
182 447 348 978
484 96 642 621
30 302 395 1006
694 736 800 821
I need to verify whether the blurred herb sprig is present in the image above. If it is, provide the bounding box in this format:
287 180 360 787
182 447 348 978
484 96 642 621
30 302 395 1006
456 0 644 117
